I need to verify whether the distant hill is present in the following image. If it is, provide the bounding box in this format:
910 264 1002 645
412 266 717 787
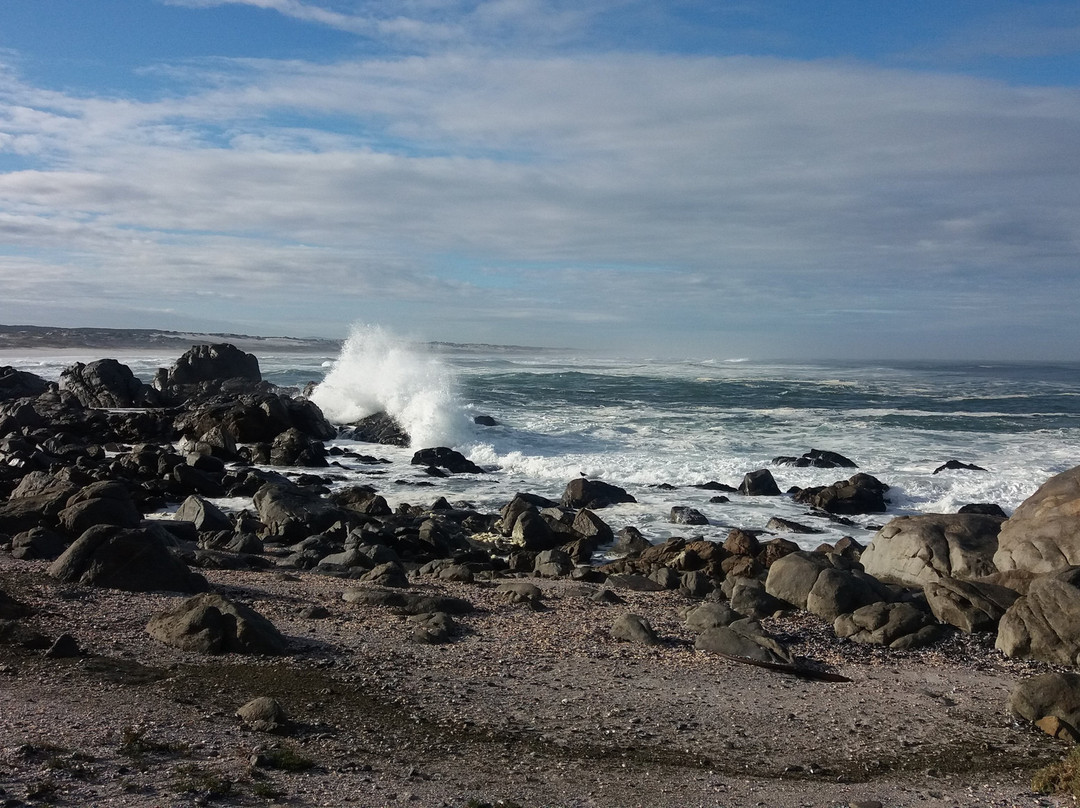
0 324 341 352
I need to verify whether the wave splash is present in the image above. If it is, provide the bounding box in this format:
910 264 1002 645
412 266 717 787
310 324 466 449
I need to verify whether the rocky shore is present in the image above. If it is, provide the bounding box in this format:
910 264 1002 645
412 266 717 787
2 343 1079 807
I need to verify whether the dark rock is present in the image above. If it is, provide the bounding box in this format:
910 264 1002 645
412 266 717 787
766 517 821 534
729 578 785 619
57 481 142 536
773 449 858 469
933 459 987 474
739 469 781 496
995 465 1080 575
723 528 761 557
153 343 262 401
680 570 715 598
473 415 498 426
11 527 67 560
342 586 473 614
959 503 1008 518
45 633 82 658
48 524 208 593
147 592 287 654
684 602 741 631
496 581 544 608
561 478 636 509
0 588 32 619
792 473 889 515
59 359 161 408
611 613 658 645
534 548 573 578
411 447 484 474
342 411 410 447
0 366 51 401
572 508 614 546
410 611 457 644
670 506 709 525
612 526 650 556
860 513 1004 587
236 697 289 731
649 566 681 590
253 482 349 542
694 481 738 493
175 495 233 533
758 537 801 567
269 427 328 467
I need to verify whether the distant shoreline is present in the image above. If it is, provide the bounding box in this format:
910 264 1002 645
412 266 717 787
0 323 339 353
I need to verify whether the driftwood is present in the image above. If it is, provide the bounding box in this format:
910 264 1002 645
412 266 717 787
712 651 853 683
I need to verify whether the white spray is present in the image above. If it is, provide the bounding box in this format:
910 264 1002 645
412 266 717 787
310 324 467 449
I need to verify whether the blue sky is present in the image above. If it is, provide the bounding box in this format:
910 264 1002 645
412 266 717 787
1 0 1079 359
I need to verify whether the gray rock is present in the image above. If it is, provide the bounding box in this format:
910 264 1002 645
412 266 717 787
860 514 1004 587
679 570 715 598
496 581 544 608
739 469 780 496
923 577 1018 633
147 592 288 654
561 478 636 509
49 524 207 593
996 567 1080 665
175 495 233 533
684 602 741 631
534 548 573 578
670 506 709 525
834 602 944 649
612 526 650 556
11 527 67 560
236 697 288 731
729 578 784 619
1009 672 1080 741
694 619 794 665
995 465 1080 574
59 358 161 408
612 613 658 645
409 611 456 644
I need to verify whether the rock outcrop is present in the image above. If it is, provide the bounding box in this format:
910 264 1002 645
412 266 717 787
994 465 1080 574
860 514 1004 587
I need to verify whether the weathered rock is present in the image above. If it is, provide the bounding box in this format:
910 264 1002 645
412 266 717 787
604 573 667 592
996 567 1080 665
766 517 821 534
680 570 715 598
147 592 287 654
723 528 761 556
252 482 349 542
729 578 785 619
739 469 781 496
55 480 142 537
611 613 658 645
509 507 560 551
1009 672 1080 742
175 393 335 444
59 359 161 408
269 427 328 467
534 548 573 578
409 611 457 644
49 524 207 592
694 619 794 665
684 602 741 631
994 465 1080 574
561 478 636 509
766 551 891 621
496 581 544 608
153 343 262 401
0 366 51 401
834 602 944 649
934 459 987 474
411 447 484 474
572 509 614 546
793 473 889 514
11 527 67 560
236 697 289 732
860 514 1004 587
924 577 1018 633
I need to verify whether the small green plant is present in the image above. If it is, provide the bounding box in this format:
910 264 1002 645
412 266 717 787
256 746 314 772
1033 746 1080 797
25 777 60 803
250 780 286 798
118 726 187 759
171 764 234 799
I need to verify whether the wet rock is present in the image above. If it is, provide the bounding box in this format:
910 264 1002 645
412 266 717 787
766 517 821 534
269 427 328 467
670 506 708 525
773 449 858 469
561 478 636 509
147 592 287 654
59 359 161 408
933 459 987 474
792 473 889 515
411 447 484 474
739 469 780 496
341 411 410 446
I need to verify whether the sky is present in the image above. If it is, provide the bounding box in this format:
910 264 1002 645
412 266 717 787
1 1 1079 360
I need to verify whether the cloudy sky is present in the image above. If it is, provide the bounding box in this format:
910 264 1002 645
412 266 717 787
1 1 1079 359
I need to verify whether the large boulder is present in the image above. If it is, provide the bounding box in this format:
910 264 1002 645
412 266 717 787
994 466 1080 574
765 551 892 620
694 619 794 665
153 343 262 401
561 478 636 509
59 359 162 408
56 480 142 536
175 495 233 533
411 447 484 475
48 524 208 592
269 427 328 467
146 592 287 654
252 482 350 542
739 469 780 496
996 567 1080 665
860 514 1004 587
340 412 410 446
175 393 335 444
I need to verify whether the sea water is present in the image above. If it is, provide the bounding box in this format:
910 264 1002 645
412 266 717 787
5 328 1079 551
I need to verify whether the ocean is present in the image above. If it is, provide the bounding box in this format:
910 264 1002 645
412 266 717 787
5 327 1079 553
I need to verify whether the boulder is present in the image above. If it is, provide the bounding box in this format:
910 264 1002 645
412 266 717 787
684 602 741 631
933 460 987 474
994 465 1080 574
57 481 142 536
923 577 1018 633
611 613 658 645
252 482 349 542
773 449 858 469
694 619 794 665
729 578 785 619
236 697 289 732
859 514 1004 587
670 506 708 525
411 447 484 474
834 602 944 650
146 592 287 654
269 427 328 467
496 581 544 608
341 411 409 446
153 343 262 400
572 509 614 546
175 393 335 444
766 517 821 534
996 567 1080 665
1009 672 1080 742
0 366 51 401
561 478 636 509
792 473 889 514
739 469 780 496
175 495 233 533
765 551 891 620
49 524 208 592
11 527 67 560
534 548 573 578
59 359 161 408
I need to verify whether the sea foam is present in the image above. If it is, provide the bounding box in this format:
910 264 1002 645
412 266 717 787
310 324 467 449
